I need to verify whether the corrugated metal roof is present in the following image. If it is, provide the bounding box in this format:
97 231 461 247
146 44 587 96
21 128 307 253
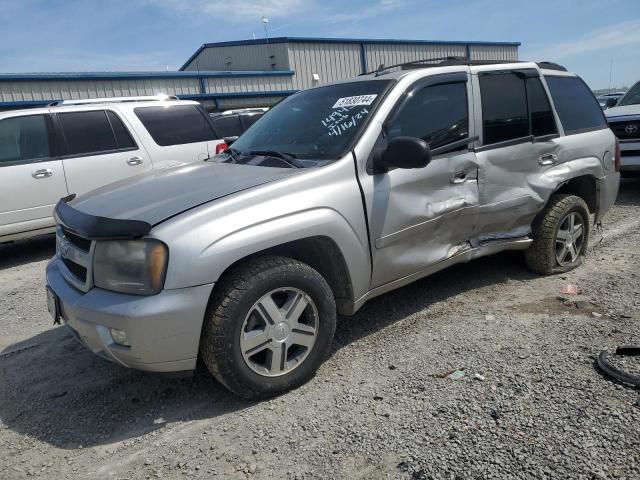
180 36 521 70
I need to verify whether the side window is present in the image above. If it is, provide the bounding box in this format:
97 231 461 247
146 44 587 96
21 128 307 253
527 78 557 137
59 111 118 155
545 76 607 134
135 105 216 146
106 111 136 149
387 82 469 150
480 72 529 145
0 115 51 165
211 115 243 138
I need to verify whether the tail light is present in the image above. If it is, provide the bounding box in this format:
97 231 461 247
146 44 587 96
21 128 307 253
215 143 228 155
614 138 621 172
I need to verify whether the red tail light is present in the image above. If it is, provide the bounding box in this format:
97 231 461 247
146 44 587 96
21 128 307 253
614 138 621 172
215 143 228 155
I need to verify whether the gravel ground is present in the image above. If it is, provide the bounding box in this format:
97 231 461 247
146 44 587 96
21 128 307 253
1 179 639 480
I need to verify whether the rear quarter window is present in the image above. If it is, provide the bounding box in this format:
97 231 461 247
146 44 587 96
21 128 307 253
135 105 216 146
545 76 607 134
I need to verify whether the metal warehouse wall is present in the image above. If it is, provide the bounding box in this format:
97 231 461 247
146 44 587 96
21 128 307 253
287 42 362 89
204 75 293 94
468 45 518 61
183 43 290 71
363 43 468 72
0 78 201 103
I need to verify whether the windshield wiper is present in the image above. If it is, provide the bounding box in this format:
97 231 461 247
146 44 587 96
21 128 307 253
247 150 306 169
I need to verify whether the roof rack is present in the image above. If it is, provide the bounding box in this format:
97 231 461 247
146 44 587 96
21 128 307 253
48 94 179 107
362 57 567 76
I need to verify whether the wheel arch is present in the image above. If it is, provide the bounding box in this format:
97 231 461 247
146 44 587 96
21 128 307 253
213 235 355 314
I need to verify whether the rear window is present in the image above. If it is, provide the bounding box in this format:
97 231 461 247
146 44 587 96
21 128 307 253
135 105 216 146
545 76 607 134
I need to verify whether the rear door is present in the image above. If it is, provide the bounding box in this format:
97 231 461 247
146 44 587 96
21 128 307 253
472 69 560 241
134 104 219 163
56 109 152 196
365 73 480 287
0 113 68 237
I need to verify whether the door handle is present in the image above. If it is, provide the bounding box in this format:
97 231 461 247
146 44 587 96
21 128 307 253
539 153 558 166
32 168 53 179
450 171 467 184
127 156 143 166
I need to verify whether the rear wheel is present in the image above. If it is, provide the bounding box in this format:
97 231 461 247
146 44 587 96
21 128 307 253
525 194 590 275
200 256 336 399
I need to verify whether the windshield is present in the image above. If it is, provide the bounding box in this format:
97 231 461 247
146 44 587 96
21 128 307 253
229 80 392 162
618 82 640 107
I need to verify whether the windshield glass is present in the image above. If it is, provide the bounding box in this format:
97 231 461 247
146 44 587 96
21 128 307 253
618 82 640 107
229 80 391 161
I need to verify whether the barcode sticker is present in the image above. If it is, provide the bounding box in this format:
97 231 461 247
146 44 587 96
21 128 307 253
332 94 378 109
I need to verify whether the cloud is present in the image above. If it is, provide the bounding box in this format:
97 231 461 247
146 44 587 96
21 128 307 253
329 0 405 23
144 0 306 20
527 19 640 60
0 49 175 73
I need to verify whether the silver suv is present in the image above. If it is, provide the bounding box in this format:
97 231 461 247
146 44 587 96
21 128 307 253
45 60 620 399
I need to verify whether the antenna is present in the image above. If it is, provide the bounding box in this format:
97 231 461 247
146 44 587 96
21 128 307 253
262 16 269 43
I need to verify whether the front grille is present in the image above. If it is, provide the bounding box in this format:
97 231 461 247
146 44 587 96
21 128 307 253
61 226 91 252
621 150 640 157
56 226 94 292
610 121 640 140
61 257 87 282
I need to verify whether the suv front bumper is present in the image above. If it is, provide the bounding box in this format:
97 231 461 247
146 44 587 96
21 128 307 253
46 259 213 372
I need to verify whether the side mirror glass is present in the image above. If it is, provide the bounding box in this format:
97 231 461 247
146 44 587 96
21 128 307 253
374 136 432 173
605 97 618 108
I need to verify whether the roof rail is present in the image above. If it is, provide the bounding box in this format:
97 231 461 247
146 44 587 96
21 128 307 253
48 94 179 107
362 57 568 76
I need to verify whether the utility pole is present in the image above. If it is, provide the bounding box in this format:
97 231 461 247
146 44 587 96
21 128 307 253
609 56 613 93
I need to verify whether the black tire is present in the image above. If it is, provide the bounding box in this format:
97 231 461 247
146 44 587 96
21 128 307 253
200 256 336 399
525 194 590 275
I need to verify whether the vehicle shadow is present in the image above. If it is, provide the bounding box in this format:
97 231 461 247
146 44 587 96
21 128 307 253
0 327 251 449
0 234 55 271
333 250 535 350
616 177 640 207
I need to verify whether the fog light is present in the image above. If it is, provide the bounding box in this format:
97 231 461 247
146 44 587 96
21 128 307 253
109 328 130 347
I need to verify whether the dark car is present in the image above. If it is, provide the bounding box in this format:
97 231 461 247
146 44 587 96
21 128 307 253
209 109 267 152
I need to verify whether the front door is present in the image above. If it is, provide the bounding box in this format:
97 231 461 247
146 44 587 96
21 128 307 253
0 113 68 238
360 73 480 288
55 109 152 196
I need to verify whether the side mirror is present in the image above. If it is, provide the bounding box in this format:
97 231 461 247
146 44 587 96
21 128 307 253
605 97 618 108
224 136 239 146
374 136 432 173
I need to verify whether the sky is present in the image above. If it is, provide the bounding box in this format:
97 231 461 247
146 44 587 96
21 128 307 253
0 0 639 90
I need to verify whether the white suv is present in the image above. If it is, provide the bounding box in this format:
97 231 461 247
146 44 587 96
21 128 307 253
0 96 225 242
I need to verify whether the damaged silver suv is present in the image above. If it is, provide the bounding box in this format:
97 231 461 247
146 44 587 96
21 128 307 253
46 60 620 398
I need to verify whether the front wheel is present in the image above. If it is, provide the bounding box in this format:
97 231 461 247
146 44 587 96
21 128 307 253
200 256 336 399
525 194 590 275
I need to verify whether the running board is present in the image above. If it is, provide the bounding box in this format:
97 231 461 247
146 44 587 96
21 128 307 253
339 237 532 315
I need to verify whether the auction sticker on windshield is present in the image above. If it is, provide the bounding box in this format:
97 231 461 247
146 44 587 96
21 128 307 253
332 95 378 109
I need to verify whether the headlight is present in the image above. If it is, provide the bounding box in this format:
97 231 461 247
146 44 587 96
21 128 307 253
93 239 168 295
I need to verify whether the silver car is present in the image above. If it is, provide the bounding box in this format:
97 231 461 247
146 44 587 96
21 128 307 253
46 60 620 398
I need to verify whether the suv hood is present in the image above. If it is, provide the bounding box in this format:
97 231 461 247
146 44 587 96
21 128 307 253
67 161 299 226
606 104 640 118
